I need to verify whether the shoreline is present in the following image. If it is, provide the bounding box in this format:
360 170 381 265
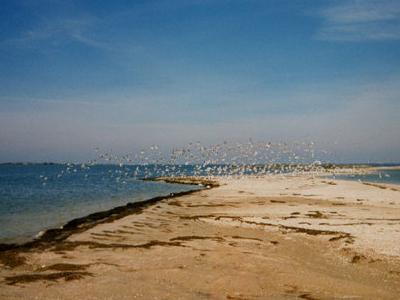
0 177 218 252
1 175 399 299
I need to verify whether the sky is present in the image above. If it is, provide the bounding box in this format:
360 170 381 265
0 0 400 163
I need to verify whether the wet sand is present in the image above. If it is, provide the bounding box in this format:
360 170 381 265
1 175 400 299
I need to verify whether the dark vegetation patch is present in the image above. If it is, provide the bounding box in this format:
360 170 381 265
179 214 217 220
145 177 219 188
51 240 186 252
168 201 183 207
115 229 136 234
187 204 230 208
215 216 242 221
4 271 93 285
0 248 27 268
170 236 224 242
133 223 145 227
324 222 373 227
389 270 400 275
213 216 355 242
305 211 327 219
270 200 286 203
299 293 319 300
329 234 353 242
351 254 366 263
363 182 387 190
39 263 89 272
285 285 319 300
90 232 125 238
281 225 352 239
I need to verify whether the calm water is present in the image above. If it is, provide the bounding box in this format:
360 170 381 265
0 164 200 244
332 169 400 185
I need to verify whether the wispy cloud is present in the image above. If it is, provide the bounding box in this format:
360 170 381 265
2 16 109 50
315 0 400 41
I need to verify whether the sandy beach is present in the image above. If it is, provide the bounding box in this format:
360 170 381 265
1 175 400 299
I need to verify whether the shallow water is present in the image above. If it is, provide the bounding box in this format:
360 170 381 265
0 164 200 244
332 169 400 185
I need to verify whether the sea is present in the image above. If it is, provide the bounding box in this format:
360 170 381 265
332 169 400 185
0 163 201 244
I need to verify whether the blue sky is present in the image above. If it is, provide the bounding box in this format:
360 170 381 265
1 0 400 163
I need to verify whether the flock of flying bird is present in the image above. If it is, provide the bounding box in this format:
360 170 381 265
40 140 333 185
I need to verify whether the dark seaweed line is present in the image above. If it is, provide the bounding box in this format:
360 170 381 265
0 177 218 252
